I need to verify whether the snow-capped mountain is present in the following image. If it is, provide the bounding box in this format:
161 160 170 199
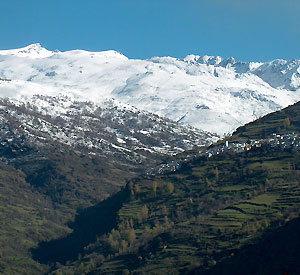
0 95 215 168
0 43 300 135
185 54 300 90
0 43 58 59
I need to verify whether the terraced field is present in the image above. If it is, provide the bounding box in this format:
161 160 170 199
50 143 300 274
38 102 300 274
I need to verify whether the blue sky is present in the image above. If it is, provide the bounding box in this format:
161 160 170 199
0 0 299 61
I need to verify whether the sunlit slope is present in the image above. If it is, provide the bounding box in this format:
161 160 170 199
1 44 300 135
43 101 300 274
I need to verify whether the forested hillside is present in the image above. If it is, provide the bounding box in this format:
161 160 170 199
0 95 213 274
2 101 300 274
42 102 300 274
0 140 135 274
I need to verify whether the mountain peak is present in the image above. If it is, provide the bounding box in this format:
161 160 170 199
0 43 57 58
184 54 223 66
0 45 299 136
25 43 43 49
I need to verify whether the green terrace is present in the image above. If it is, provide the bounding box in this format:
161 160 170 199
54 141 300 274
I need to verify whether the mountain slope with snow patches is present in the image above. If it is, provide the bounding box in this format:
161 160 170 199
0 44 300 135
0 95 215 167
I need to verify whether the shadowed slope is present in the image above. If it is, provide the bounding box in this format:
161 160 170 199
31 186 131 265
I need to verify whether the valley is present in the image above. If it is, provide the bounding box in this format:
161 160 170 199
29 102 300 274
0 44 300 274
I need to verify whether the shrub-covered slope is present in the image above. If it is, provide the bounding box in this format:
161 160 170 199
228 101 300 142
46 101 300 274
0 95 215 274
0 141 134 274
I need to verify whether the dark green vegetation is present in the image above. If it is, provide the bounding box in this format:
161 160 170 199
1 95 210 274
2 101 300 274
228 101 300 142
202 218 300 275
0 162 63 274
0 114 137 273
32 187 131 265
51 147 300 274
36 102 300 274
0 140 136 274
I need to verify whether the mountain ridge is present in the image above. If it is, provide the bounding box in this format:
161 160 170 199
40 100 300 274
1 44 300 274
1 44 300 135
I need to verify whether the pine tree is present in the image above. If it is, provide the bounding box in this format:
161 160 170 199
126 229 136 245
141 205 149 220
284 117 291 128
167 182 174 194
152 181 158 196
215 167 219 181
